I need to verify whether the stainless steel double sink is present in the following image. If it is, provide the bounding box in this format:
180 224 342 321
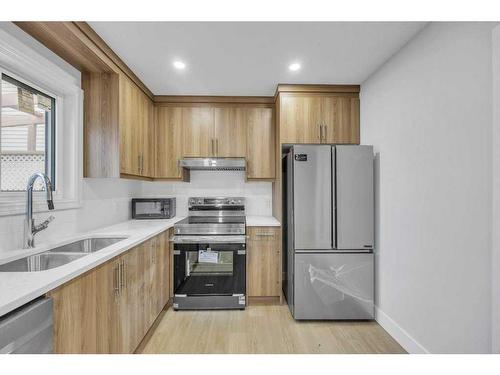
0 237 127 272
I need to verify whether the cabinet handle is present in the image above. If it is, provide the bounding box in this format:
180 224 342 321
323 124 327 142
137 155 141 174
211 139 214 156
113 264 120 295
216 139 219 156
256 233 276 237
120 260 125 290
141 154 144 174
318 124 322 141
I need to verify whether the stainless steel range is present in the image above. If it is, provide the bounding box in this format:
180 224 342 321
171 197 246 310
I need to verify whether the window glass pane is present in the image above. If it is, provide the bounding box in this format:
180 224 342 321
0 74 55 191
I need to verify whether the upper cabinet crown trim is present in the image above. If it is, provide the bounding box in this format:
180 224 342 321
154 95 275 105
274 84 360 98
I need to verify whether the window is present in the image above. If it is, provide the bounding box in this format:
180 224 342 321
0 26 82 216
0 74 56 191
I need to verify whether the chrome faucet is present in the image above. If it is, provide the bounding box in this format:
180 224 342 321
24 172 55 248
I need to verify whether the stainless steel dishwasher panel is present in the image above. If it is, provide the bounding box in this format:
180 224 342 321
0 297 53 354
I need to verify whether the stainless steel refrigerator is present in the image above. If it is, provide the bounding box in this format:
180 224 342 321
283 145 374 320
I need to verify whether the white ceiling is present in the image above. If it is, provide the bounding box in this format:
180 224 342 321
89 22 427 96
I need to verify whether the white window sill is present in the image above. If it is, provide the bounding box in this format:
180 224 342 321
0 198 81 217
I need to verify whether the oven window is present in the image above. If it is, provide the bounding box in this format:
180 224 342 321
186 251 233 276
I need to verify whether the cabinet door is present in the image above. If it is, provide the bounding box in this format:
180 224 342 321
156 106 183 178
49 270 97 353
120 247 145 353
119 76 141 175
140 95 155 177
141 238 154 329
280 95 322 144
169 228 175 300
246 107 274 179
157 230 170 312
182 107 215 157
95 259 123 353
119 76 155 177
146 236 162 325
214 107 247 157
246 227 281 297
323 97 360 144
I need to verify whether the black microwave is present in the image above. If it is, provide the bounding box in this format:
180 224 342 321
132 198 176 219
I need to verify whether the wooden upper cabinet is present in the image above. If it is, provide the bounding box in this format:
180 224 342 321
156 106 183 178
279 93 360 145
182 107 215 157
140 95 155 177
119 76 139 175
214 107 247 157
119 75 154 177
246 107 275 179
333 97 359 144
155 104 275 179
280 95 322 144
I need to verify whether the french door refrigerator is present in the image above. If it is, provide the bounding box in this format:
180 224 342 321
283 145 374 320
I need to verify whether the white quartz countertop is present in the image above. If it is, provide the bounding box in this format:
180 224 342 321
245 215 281 227
0 217 184 317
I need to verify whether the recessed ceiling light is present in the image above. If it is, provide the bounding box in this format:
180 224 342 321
289 62 301 72
173 60 186 70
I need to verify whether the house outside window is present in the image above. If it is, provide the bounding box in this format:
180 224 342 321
0 74 56 191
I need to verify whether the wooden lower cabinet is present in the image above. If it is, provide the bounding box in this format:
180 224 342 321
49 270 98 354
157 230 170 312
95 258 122 353
246 226 281 298
49 231 171 354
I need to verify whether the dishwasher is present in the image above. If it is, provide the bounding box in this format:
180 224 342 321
0 297 53 354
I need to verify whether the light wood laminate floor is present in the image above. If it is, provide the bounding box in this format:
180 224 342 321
138 303 406 354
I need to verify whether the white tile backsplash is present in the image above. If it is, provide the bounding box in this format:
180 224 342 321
140 171 273 216
0 179 142 253
0 171 273 253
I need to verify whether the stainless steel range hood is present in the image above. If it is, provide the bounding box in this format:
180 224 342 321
178 158 246 171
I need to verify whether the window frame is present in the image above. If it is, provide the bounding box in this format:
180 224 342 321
0 26 83 216
0 72 57 192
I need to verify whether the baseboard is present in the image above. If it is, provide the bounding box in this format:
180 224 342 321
375 306 429 354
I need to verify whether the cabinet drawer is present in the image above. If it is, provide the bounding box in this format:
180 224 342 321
247 227 280 242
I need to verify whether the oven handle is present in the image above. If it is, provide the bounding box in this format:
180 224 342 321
170 235 246 244
173 249 246 255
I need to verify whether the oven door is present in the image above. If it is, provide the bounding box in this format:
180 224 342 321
173 242 246 296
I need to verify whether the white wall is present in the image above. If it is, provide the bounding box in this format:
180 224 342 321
0 171 272 253
492 25 500 354
141 171 273 217
361 22 495 353
0 179 142 252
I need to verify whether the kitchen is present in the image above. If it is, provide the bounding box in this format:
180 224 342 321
0 3 499 373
